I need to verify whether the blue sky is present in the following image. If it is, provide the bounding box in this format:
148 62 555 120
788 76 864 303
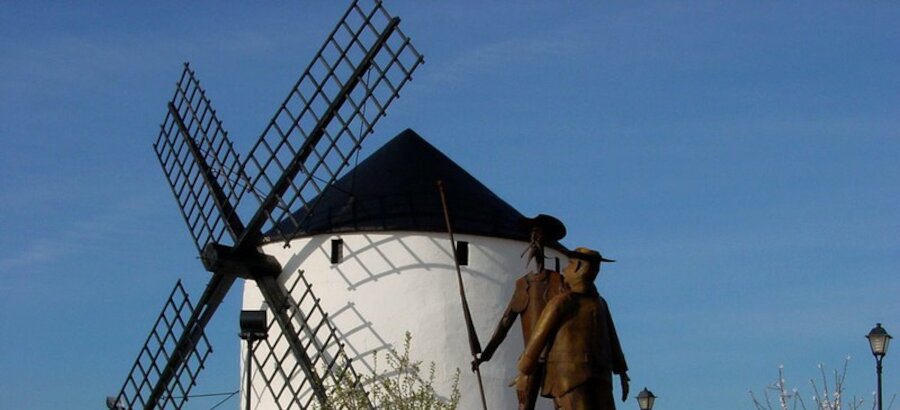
1 1 898 409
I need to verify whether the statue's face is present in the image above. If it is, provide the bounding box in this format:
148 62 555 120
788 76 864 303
530 227 544 245
562 258 588 285
563 256 601 289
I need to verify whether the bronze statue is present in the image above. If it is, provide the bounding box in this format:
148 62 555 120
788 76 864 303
517 247 629 410
472 214 567 410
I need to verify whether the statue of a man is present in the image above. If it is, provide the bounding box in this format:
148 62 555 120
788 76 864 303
472 214 568 410
517 247 629 410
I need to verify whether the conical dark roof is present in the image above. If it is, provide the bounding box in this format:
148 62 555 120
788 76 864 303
264 129 531 242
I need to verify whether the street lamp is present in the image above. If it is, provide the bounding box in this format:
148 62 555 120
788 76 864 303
636 387 657 410
866 323 892 410
240 310 268 410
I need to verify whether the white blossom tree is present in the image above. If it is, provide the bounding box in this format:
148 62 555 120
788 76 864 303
750 358 896 410
322 332 461 410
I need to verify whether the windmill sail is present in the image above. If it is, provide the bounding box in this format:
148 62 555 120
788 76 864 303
154 63 248 254
250 272 367 410
234 0 424 247
111 281 213 409
113 1 424 409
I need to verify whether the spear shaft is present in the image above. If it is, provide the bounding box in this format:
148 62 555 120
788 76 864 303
437 180 489 410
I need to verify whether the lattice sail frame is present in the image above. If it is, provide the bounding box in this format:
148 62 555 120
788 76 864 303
154 64 248 254
113 281 212 409
153 0 423 255
235 0 423 245
249 271 366 410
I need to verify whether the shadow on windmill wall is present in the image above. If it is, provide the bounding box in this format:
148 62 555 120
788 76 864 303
250 230 536 408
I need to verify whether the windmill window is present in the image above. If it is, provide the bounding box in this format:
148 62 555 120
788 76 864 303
456 241 469 266
330 239 344 264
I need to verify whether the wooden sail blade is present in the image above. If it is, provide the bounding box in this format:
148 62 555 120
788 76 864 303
234 0 424 248
110 280 220 410
154 63 248 255
250 271 372 410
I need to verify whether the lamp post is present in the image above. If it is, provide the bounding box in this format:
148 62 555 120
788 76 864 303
240 310 268 410
866 323 892 410
636 387 657 410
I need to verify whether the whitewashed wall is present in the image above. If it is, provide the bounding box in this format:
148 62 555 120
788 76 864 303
241 231 565 409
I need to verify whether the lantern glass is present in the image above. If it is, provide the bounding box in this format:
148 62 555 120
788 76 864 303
637 387 656 410
867 323 892 357
638 396 655 410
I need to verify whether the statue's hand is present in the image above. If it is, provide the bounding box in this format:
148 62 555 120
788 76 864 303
470 356 481 372
620 373 630 402
508 373 528 390
508 374 521 387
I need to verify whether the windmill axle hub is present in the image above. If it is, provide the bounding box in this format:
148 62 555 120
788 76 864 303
201 243 282 279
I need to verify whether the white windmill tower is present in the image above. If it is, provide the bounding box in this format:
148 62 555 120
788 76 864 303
244 129 569 409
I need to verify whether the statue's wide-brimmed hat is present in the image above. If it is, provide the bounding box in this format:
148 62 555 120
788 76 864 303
520 214 567 242
565 247 615 263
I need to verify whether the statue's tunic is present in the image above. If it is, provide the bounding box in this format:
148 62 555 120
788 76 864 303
481 269 565 360
519 289 628 408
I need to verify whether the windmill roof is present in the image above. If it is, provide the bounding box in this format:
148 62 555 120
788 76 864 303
264 129 534 243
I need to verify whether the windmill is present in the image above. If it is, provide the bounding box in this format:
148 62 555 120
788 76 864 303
110 1 423 408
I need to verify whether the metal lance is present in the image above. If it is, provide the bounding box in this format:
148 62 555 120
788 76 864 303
437 180 489 410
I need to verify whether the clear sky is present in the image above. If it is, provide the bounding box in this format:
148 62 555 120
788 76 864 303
1 1 898 409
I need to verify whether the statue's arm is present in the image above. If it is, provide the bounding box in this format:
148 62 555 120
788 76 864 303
602 301 630 401
517 296 564 375
476 280 526 368
605 305 629 375
479 305 517 363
